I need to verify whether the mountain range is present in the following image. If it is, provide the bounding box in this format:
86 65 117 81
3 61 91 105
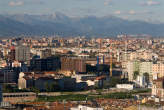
0 13 164 37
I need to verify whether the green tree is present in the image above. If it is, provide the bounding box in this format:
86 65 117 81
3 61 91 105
45 82 50 92
109 77 121 87
133 71 139 80
2 84 13 93
30 87 40 94
49 83 59 92
112 63 116 68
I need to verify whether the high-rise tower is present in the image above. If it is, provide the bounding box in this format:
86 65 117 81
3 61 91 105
15 45 30 63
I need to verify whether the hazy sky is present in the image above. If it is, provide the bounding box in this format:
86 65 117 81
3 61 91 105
0 0 163 22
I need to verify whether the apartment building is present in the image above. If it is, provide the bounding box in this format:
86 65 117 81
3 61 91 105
126 60 152 81
61 57 86 73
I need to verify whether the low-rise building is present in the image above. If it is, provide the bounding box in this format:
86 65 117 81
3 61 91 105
116 84 134 90
70 105 103 110
18 72 80 91
2 92 36 103
0 68 17 83
18 72 34 89
59 77 76 91
152 77 164 99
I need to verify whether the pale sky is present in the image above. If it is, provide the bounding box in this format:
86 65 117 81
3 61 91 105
0 0 163 22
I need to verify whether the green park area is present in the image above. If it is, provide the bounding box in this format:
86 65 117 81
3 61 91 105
36 89 151 102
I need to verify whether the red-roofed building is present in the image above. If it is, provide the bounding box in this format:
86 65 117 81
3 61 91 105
152 77 164 98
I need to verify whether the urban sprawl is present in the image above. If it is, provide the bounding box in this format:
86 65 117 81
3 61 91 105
0 35 164 110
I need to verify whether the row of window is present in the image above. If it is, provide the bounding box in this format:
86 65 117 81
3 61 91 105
3 94 35 97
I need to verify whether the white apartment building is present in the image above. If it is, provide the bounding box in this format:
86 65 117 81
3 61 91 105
126 61 140 81
126 60 152 82
128 49 154 61
126 61 135 81
140 62 152 76
70 105 103 110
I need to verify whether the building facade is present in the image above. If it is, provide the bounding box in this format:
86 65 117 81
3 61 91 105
2 92 36 103
126 60 152 82
15 45 30 63
30 56 61 71
61 57 86 73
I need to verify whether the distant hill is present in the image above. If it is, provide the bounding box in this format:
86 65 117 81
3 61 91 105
0 13 164 37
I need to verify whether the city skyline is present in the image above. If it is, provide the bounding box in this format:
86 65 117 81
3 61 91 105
0 0 164 109
0 0 164 23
